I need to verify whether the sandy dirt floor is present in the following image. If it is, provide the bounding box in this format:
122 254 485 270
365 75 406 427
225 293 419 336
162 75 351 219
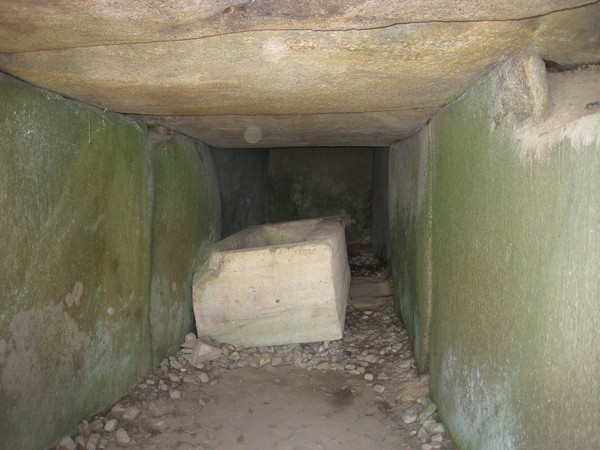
54 255 454 450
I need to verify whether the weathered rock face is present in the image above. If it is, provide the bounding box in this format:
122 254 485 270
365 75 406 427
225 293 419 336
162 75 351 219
212 148 269 238
388 54 600 449
1 1 593 52
0 74 222 449
266 147 374 244
0 1 598 148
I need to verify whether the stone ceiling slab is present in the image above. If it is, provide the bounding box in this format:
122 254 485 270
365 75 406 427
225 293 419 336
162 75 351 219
1 22 537 116
0 1 592 52
0 2 598 147
138 109 438 148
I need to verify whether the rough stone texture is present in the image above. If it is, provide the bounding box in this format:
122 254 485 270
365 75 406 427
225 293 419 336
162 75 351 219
391 54 600 448
532 4 600 65
193 217 350 347
0 75 222 450
1 1 591 52
137 110 437 149
212 148 268 238
149 133 221 365
188 340 222 365
0 74 152 449
266 148 373 244
388 130 434 371
0 2 598 148
349 277 393 309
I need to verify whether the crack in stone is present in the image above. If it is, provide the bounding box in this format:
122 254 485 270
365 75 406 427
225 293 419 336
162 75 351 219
2 1 597 55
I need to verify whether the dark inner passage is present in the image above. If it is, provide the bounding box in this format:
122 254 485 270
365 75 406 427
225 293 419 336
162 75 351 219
1 43 598 450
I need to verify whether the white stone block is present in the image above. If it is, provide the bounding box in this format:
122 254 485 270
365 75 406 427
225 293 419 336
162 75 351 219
192 217 350 347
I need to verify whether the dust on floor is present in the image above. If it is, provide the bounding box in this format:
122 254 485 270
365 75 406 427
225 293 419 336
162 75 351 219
54 267 454 450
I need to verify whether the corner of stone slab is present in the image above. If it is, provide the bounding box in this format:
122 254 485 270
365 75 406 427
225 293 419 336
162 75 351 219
520 53 552 124
491 52 552 128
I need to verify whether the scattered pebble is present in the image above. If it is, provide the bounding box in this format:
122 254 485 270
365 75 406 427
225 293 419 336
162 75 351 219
74 435 85 449
90 419 104 434
169 358 183 370
110 404 126 415
104 419 118 433
183 373 197 383
348 253 387 277
123 406 141 421
420 401 438 419
87 434 100 448
186 340 222 365
431 423 446 434
53 256 453 449
271 356 283 366
364 354 379 363
199 372 210 383
78 420 91 439
56 436 76 450
115 428 130 444
402 412 418 424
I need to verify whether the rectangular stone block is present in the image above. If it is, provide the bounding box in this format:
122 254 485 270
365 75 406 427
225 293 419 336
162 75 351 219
192 217 350 347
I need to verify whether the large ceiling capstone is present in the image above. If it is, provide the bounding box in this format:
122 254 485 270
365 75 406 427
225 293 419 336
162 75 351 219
1 1 598 147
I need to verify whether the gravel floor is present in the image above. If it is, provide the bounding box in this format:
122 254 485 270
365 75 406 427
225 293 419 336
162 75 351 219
53 260 455 450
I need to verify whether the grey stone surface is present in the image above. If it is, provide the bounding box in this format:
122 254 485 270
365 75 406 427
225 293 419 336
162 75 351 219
104 419 118 433
56 436 76 450
2 1 591 52
213 148 268 239
188 341 222 365
122 406 140 421
193 217 350 347
267 148 374 244
350 277 394 308
115 428 130 444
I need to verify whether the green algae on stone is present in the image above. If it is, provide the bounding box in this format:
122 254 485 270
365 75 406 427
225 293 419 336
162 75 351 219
419 55 600 449
0 74 152 449
149 133 221 365
388 130 433 371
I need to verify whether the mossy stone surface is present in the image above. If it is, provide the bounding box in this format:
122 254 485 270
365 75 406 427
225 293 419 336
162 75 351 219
0 74 152 448
419 56 599 449
388 130 433 370
149 134 221 364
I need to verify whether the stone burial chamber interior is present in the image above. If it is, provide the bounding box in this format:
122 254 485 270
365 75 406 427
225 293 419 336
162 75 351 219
0 1 599 449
